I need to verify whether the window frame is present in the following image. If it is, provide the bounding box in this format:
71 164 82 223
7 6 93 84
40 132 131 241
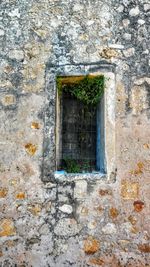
56 77 105 174
42 63 116 182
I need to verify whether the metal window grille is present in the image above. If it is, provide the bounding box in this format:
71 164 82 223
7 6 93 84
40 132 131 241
60 91 97 173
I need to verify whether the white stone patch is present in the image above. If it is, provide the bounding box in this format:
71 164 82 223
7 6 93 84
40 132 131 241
143 49 149 55
102 223 117 234
87 20 95 26
134 77 150 85
117 5 124 13
120 222 132 234
73 4 84 12
129 6 140 16
123 0 129 7
122 19 130 28
108 43 124 49
123 33 131 40
0 29 5 36
144 4 150 12
105 72 116 124
123 48 135 57
8 49 24 61
8 8 20 18
138 19 145 25
74 180 87 199
88 221 97 230
130 85 148 115
59 204 73 214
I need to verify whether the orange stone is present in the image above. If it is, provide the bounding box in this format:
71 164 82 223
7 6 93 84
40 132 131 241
130 162 144 176
16 192 26 200
0 188 8 198
128 215 137 225
138 243 150 253
109 207 119 219
31 122 40 129
133 200 144 212
25 143 37 156
121 181 139 200
84 237 100 254
28 204 42 216
89 257 105 266
99 189 112 196
143 143 150 149
96 205 104 213
0 219 16 237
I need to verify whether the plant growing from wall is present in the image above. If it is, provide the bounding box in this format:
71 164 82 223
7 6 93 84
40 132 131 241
63 158 80 173
57 75 105 105
62 158 92 173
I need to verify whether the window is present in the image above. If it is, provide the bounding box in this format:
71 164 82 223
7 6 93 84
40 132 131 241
42 63 116 182
56 75 105 174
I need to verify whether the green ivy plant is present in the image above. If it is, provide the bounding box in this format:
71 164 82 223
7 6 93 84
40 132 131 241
56 75 105 105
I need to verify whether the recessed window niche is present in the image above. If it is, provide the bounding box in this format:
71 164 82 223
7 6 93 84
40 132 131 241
42 63 116 182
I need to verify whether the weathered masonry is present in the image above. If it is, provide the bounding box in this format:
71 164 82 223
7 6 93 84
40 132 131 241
0 0 150 266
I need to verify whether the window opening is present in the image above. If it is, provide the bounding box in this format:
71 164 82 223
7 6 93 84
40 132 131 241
56 75 105 174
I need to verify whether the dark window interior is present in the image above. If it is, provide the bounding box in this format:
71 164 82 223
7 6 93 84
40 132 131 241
61 91 97 172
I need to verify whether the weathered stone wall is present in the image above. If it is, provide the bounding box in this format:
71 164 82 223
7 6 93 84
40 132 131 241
0 0 150 266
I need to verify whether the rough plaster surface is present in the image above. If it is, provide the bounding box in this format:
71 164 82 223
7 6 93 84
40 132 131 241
0 0 150 266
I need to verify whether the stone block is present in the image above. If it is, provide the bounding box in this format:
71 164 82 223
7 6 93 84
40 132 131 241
129 6 140 16
8 50 24 61
1 95 16 106
133 200 144 212
31 122 40 129
84 237 100 254
102 223 117 235
0 29 5 36
0 188 8 198
27 204 42 216
58 204 73 214
144 4 150 12
54 218 81 237
121 181 139 200
138 244 150 253
16 192 26 200
109 207 119 219
74 180 87 199
130 86 148 115
123 48 135 57
100 48 119 59
0 219 16 237
128 215 137 225
25 143 37 156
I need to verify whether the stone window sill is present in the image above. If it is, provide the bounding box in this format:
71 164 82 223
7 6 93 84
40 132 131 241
54 171 106 182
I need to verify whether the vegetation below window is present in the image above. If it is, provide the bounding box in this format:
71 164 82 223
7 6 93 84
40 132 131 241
61 158 96 173
57 75 105 105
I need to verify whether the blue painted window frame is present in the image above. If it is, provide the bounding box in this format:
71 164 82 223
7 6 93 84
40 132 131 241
96 95 105 173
